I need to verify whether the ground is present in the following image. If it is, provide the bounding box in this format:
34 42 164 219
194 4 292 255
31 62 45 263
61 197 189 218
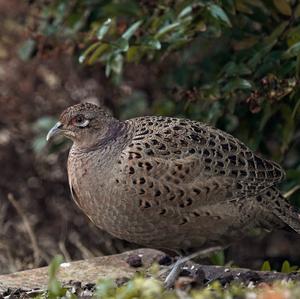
1 249 300 298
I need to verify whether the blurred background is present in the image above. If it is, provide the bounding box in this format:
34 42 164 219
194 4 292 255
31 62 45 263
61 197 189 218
0 0 300 275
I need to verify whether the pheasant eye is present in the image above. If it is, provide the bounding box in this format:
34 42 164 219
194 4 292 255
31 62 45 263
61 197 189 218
75 115 84 123
73 115 90 127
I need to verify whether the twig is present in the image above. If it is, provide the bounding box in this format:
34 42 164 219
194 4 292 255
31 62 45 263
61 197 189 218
69 232 95 259
59 241 72 262
7 193 41 267
159 246 223 277
284 185 300 198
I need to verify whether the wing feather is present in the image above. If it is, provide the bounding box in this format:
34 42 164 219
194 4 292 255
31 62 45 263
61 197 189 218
119 117 285 208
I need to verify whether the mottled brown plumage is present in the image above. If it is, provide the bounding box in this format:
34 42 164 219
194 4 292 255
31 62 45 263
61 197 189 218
47 103 300 251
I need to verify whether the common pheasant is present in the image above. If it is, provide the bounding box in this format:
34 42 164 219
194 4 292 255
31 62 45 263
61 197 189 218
47 102 300 260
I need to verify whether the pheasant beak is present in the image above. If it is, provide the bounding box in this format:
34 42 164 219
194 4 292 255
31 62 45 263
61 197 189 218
46 122 63 141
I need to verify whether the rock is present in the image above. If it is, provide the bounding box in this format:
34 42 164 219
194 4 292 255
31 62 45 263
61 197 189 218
0 249 162 292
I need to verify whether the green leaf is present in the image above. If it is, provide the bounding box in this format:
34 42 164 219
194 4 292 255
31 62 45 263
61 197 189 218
266 21 289 44
280 260 298 273
48 255 63 280
248 40 277 68
143 37 161 50
283 41 300 58
97 18 112 40
110 53 123 75
48 255 66 298
178 5 193 19
273 0 292 16
208 4 232 27
122 20 142 40
113 37 129 51
106 53 123 77
210 250 225 266
261 261 272 271
223 78 252 92
155 22 181 38
87 44 109 64
281 260 291 273
222 62 252 77
95 279 116 297
126 46 140 62
79 41 102 63
286 26 300 47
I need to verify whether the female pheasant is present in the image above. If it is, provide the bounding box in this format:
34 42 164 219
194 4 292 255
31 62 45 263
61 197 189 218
47 102 300 254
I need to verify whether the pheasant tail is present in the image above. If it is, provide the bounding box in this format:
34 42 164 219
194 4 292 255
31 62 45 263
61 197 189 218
262 187 300 234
